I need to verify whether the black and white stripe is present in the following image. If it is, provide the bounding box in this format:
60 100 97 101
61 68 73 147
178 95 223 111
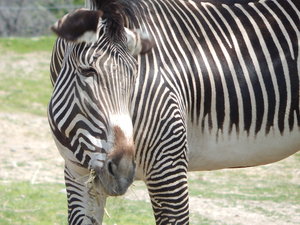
131 0 299 223
49 17 137 224
131 0 299 136
49 0 299 224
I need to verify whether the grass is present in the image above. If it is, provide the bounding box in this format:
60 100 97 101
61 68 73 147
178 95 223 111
188 155 300 205
105 197 155 224
1 155 298 225
189 171 300 203
0 182 67 225
0 181 155 225
0 36 55 116
0 74 52 116
0 36 56 54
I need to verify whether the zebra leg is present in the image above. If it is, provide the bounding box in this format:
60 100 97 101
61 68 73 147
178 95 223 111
64 165 107 225
146 152 189 225
142 122 189 225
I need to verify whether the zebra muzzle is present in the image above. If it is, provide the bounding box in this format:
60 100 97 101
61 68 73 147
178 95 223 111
93 151 135 196
93 126 136 196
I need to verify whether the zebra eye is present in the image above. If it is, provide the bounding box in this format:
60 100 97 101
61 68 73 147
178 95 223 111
79 67 97 77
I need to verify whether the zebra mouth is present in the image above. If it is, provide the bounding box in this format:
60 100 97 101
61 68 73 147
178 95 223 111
94 160 135 196
91 125 136 196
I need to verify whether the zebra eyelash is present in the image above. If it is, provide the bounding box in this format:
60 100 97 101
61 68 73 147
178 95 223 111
78 67 98 77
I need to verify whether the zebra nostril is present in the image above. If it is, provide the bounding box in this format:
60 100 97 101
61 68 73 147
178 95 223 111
107 160 116 177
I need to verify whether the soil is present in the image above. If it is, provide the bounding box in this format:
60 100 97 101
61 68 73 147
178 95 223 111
0 112 64 184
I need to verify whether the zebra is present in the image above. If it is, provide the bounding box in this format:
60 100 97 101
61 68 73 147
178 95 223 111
48 0 300 224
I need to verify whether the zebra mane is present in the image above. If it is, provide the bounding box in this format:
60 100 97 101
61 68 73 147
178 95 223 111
89 0 259 43
90 0 139 42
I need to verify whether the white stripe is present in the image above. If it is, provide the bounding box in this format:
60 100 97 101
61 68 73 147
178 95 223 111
273 0 299 60
208 3 246 130
235 4 271 132
148 1 189 106
263 0 300 130
164 0 205 121
223 4 263 136
202 3 232 49
198 2 232 131
248 2 289 130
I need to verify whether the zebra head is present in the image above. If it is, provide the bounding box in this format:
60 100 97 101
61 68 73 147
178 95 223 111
49 4 153 196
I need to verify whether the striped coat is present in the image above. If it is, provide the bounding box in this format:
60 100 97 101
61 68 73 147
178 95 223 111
49 0 299 224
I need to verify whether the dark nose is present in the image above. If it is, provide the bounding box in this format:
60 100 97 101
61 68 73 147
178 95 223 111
106 156 136 181
105 156 136 195
102 125 136 195
107 160 117 177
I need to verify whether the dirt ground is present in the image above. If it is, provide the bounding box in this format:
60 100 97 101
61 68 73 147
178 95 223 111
0 112 299 225
0 112 64 184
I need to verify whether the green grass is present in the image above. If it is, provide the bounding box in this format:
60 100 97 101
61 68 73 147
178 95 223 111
0 181 155 225
188 168 300 203
0 36 56 54
0 182 67 225
105 197 155 224
3 158 299 225
0 74 52 116
0 37 55 116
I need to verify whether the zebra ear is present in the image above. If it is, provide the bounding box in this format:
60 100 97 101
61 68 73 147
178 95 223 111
51 9 103 43
125 28 155 56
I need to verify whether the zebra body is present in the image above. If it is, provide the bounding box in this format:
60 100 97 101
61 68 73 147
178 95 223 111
131 0 299 174
49 0 299 224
